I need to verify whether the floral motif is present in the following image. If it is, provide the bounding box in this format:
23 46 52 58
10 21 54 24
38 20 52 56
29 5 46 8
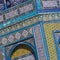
22 30 28 37
15 32 21 40
8 35 14 42
1 38 7 44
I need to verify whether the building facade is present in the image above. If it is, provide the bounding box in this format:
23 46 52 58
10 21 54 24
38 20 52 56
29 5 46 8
0 0 60 60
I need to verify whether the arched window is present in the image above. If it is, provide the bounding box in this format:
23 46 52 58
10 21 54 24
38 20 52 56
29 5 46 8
8 42 37 60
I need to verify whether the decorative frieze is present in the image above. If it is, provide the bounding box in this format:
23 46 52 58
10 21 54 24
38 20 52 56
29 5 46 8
19 4 34 14
5 9 18 20
0 16 39 36
0 0 35 23
7 0 27 8
0 13 60 36
0 28 33 46
42 1 58 9
41 0 60 9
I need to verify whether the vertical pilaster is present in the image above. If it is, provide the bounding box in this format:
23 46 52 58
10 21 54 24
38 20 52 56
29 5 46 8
33 25 46 60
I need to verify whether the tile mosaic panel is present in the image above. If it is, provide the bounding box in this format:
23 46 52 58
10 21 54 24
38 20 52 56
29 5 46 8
5 38 35 60
42 1 57 9
0 15 4 22
0 13 60 36
43 22 60 60
6 0 27 8
0 0 4 11
34 25 46 60
5 45 14 57
41 0 60 9
0 16 40 35
54 32 60 59
0 0 35 23
5 9 18 19
5 37 35 58
0 28 33 46
0 48 5 60
24 38 35 46
19 4 34 14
